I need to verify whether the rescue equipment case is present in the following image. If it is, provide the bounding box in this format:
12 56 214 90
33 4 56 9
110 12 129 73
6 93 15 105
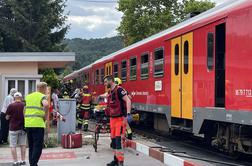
61 133 82 148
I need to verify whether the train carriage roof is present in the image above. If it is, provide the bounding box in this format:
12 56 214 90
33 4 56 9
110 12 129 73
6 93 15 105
63 64 92 80
93 0 248 65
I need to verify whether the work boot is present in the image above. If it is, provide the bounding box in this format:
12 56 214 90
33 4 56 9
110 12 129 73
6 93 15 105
126 133 132 140
83 124 88 132
106 160 118 166
106 156 118 166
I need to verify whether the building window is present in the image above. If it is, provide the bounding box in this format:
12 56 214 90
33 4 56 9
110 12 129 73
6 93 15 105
141 53 149 80
175 44 179 76
100 68 104 84
18 80 25 96
130 57 137 80
121 60 127 82
8 80 15 94
113 63 119 78
28 80 36 94
154 47 164 77
95 69 99 85
184 41 189 74
207 32 214 70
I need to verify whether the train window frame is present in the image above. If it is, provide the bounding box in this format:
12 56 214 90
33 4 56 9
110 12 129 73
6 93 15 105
85 73 89 84
154 47 164 78
140 52 149 80
95 69 100 85
121 60 127 82
130 56 137 81
113 62 119 78
175 44 179 76
93 71 95 84
184 40 189 74
100 67 104 84
207 32 214 71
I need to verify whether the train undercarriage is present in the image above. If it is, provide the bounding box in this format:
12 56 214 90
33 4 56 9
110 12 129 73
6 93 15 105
207 122 252 156
135 110 252 156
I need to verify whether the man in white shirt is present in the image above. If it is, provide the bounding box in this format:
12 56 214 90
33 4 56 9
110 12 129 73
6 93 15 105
51 89 59 111
0 88 17 144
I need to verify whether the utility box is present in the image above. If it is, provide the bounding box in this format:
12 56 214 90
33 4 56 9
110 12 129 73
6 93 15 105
57 98 76 143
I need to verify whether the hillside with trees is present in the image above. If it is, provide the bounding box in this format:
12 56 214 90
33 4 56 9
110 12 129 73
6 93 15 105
64 36 124 70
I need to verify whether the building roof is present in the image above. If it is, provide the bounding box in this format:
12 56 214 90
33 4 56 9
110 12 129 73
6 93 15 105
0 52 75 68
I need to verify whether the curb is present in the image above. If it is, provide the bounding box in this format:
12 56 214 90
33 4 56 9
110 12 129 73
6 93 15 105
126 140 198 166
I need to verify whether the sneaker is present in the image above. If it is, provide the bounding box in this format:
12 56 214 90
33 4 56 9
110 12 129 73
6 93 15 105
19 161 26 165
106 160 118 166
12 162 19 166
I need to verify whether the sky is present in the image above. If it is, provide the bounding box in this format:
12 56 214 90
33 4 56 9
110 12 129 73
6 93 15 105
65 0 231 39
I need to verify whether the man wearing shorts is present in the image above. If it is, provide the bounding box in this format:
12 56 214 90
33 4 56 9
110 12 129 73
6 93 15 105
6 92 26 166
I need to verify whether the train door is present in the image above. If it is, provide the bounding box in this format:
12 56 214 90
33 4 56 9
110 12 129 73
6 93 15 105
104 62 113 91
171 32 193 120
105 62 112 76
215 23 226 107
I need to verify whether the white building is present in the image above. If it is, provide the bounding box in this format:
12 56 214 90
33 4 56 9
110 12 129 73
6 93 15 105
0 52 75 106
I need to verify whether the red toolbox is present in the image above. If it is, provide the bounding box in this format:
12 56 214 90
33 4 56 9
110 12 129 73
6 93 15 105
61 133 82 148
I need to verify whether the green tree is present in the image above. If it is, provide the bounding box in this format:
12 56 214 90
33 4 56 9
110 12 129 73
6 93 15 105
0 0 68 51
64 36 123 70
179 0 215 21
117 0 179 46
41 69 60 90
117 0 215 46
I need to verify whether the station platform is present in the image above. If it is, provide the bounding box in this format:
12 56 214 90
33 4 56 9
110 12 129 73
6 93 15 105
0 135 165 166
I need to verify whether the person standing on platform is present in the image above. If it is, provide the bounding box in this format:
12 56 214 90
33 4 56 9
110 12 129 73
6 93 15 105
24 82 49 166
114 77 133 140
104 75 132 166
0 88 17 144
6 92 26 166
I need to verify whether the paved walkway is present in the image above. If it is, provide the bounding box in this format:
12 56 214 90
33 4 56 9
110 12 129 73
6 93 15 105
0 135 165 166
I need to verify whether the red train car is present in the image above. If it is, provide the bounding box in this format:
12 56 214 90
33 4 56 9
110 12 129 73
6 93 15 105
64 0 252 155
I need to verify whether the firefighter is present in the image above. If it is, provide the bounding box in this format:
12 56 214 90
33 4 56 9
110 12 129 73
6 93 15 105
104 75 132 166
74 88 83 129
79 85 92 131
114 77 133 140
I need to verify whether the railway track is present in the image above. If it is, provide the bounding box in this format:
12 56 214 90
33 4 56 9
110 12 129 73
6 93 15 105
132 127 252 166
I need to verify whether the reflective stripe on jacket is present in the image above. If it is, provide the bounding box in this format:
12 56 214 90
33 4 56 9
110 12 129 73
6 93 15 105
80 93 91 110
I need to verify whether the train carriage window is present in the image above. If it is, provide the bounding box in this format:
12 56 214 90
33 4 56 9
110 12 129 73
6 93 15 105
184 41 189 74
93 71 95 84
154 47 164 77
121 60 127 82
87 73 89 83
130 57 137 80
95 69 99 85
113 63 119 78
175 44 179 75
84 74 87 84
207 32 214 70
100 68 104 84
141 53 149 79
84 73 89 84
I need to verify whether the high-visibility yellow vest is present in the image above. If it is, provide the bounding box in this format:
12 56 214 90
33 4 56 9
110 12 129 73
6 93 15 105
25 92 46 128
